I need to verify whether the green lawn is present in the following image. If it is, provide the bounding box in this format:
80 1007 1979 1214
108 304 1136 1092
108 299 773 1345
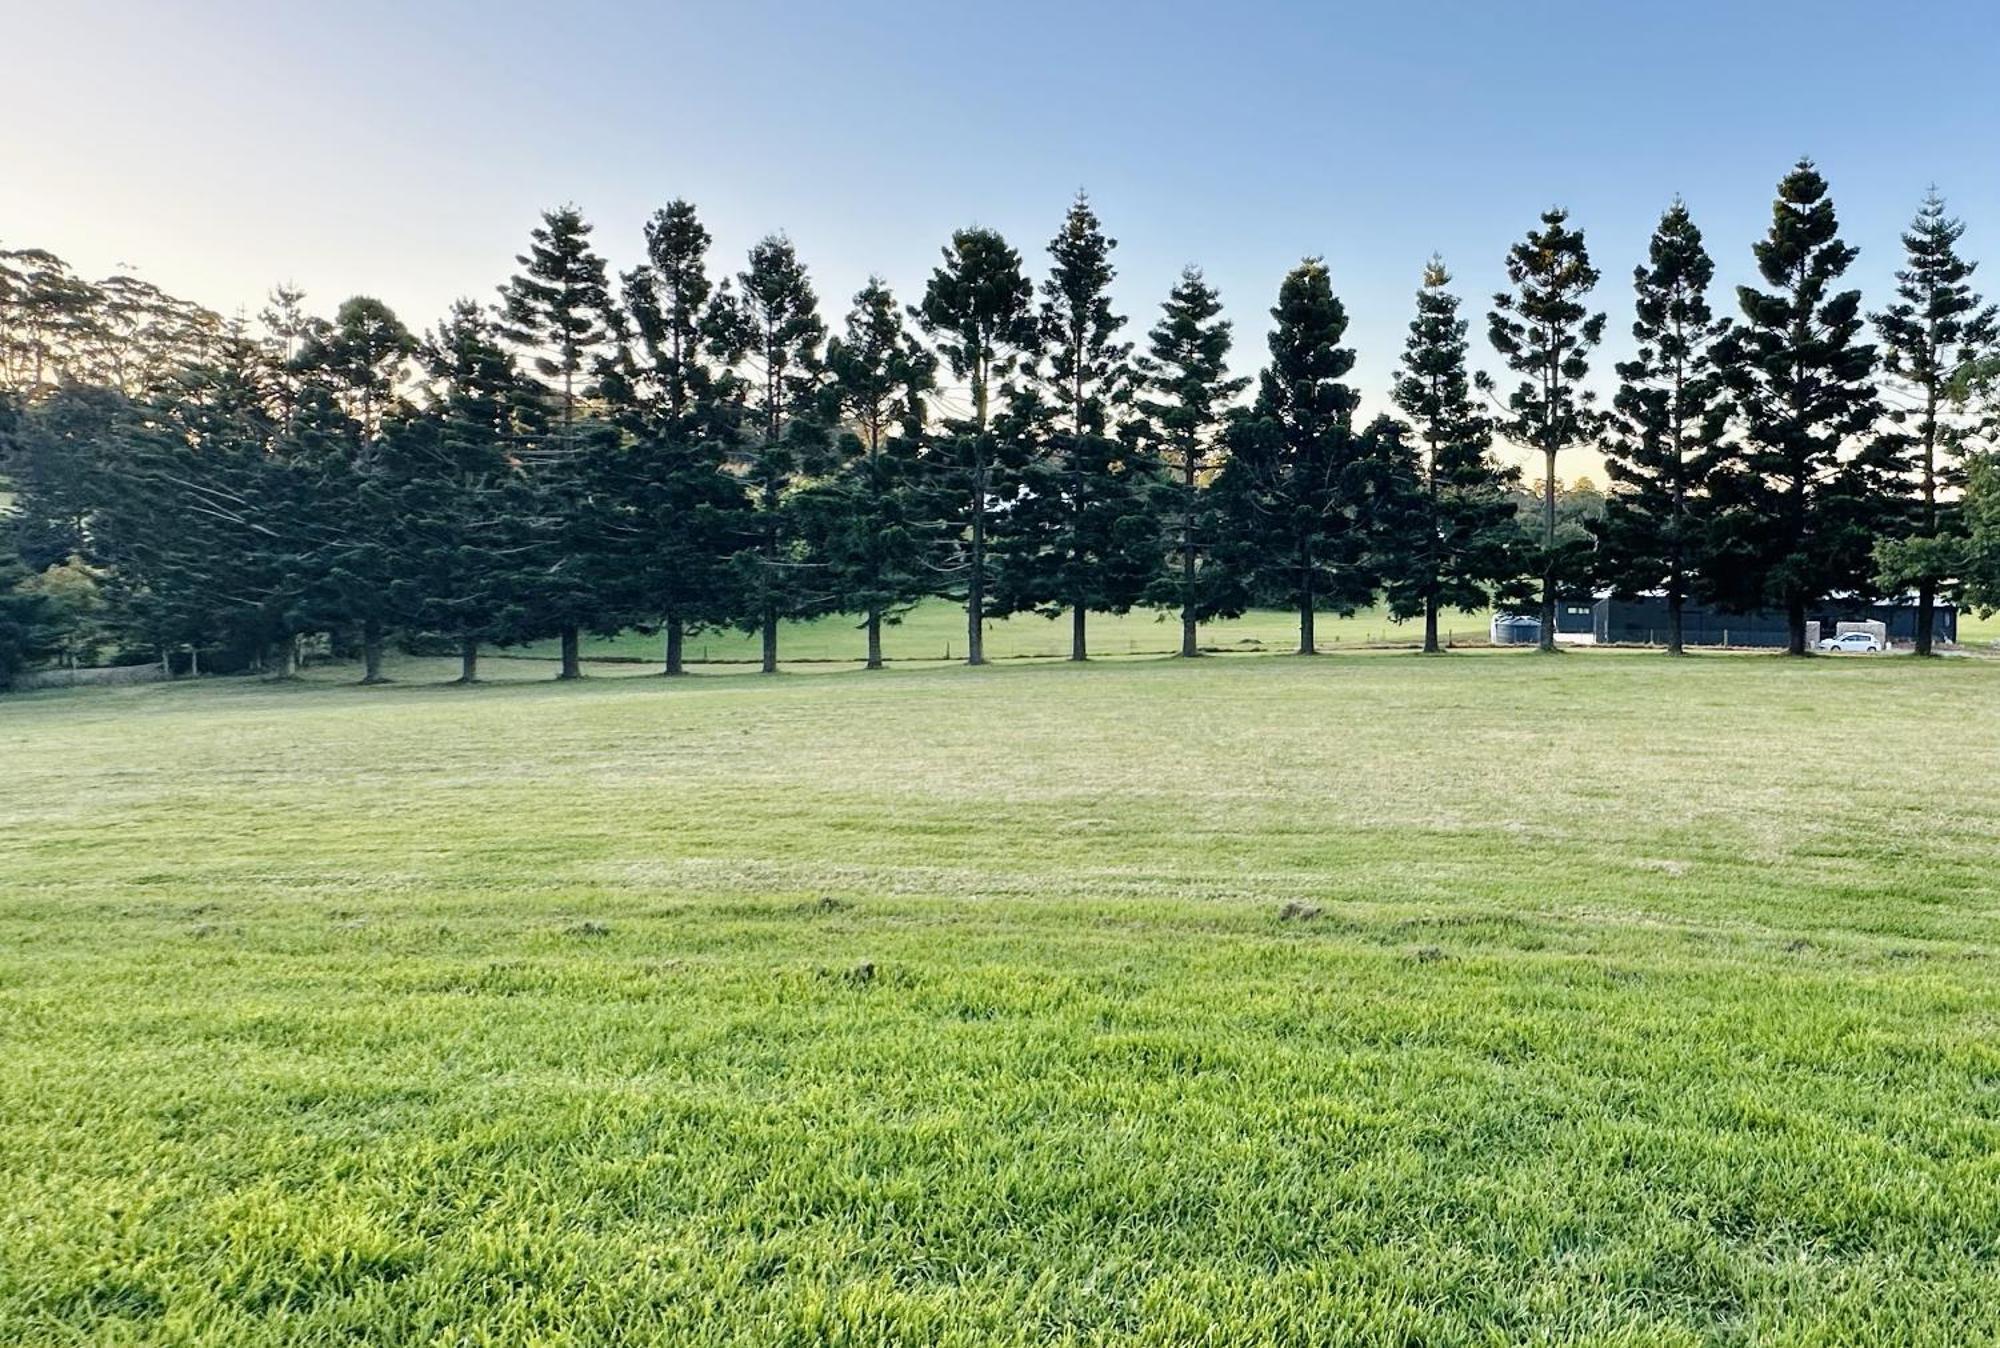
2 651 1997 1345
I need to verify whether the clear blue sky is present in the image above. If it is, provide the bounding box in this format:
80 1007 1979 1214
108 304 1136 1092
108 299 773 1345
9 0 2000 468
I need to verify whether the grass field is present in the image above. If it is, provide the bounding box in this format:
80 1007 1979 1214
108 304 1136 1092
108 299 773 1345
3 649 1998 1345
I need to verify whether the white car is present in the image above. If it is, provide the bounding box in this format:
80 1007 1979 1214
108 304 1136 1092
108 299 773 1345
1817 631 1884 653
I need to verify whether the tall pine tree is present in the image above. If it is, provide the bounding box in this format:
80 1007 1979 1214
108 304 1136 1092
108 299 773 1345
1021 193 1148 660
1869 191 1996 654
1212 258 1382 654
1382 258 1520 653
1709 160 1897 656
1134 267 1247 657
609 200 745 675
1486 208 1606 652
1596 202 1730 654
709 234 828 674
914 227 1037 666
496 206 618 678
815 278 937 668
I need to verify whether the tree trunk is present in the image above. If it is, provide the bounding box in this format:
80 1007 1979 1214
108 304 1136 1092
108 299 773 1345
457 636 479 684
1070 606 1087 662
557 625 582 680
1297 544 1316 655
1540 447 1559 654
663 614 685 676
360 617 387 684
190 646 201 677
1180 495 1199 657
269 636 298 680
1667 589 1685 657
1787 596 1807 657
1916 581 1936 657
1423 593 1440 655
967 451 987 667
761 608 778 674
865 607 884 670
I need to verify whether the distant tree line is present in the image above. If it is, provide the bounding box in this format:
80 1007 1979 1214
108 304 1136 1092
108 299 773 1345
5 159 2000 685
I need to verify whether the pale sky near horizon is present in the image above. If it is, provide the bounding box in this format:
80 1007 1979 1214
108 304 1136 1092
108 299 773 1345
9 0 2000 471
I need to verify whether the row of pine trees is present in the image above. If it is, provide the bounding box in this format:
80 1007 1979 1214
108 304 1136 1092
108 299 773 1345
6 158 2000 683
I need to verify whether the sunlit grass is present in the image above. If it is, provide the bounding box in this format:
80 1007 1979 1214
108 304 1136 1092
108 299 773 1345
2 650 1997 1344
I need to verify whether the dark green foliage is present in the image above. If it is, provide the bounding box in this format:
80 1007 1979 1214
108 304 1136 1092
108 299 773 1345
913 227 1037 666
495 206 616 444
1961 450 2000 617
1869 191 1996 652
495 206 621 677
1486 208 1606 652
603 201 744 674
1381 258 1521 653
1211 258 1388 654
1012 194 1154 659
1595 203 1731 654
293 297 417 680
389 302 547 681
709 235 829 672
1134 267 1249 657
0 545 52 683
805 278 937 668
1708 161 1899 655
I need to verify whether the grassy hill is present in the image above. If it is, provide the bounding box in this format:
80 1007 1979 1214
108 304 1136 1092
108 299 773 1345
2 651 1997 1344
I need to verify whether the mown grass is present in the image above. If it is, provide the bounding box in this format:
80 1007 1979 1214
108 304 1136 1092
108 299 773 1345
1 650 1997 1345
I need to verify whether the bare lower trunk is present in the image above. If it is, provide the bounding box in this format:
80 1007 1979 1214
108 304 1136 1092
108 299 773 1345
1423 593 1440 654
558 626 582 680
190 646 201 677
457 636 479 684
865 608 883 670
761 608 778 674
1070 606 1087 662
1297 551 1316 655
1181 610 1198 658
967 494 986 666
361 618 387 684
268 635 298 680
1915 582 1936 656
1667 590 1685 657
1540 447 1558 654
1787 597 1807 657
663 615 685 676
